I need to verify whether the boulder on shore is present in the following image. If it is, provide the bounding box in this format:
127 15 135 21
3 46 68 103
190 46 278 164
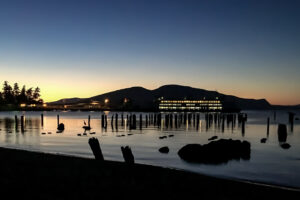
178 139 251 164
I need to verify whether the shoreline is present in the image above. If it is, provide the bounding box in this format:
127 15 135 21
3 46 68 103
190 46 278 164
0 147 299 198
3 145 300 192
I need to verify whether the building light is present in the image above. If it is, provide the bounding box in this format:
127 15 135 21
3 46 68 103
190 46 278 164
104 98 109 103
20 104 26 107
43 103 47 107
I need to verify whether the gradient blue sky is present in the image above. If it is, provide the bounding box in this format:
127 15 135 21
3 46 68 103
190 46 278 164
0 0 299 104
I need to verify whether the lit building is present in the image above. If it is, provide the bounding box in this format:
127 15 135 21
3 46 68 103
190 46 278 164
159 98 222 111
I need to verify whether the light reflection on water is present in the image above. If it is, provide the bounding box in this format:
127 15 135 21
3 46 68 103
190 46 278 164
0 110 299 188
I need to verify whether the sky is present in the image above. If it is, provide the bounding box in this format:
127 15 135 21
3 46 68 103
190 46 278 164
0 0 299 105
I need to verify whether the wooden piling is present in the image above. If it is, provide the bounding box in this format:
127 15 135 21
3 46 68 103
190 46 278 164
101 114 105 128
105 115 108 129
57 115 59 126
267 117 270 136
41 114 44 127
132 114 136 129
115 113 118 128
88 137 104 161
288 112 295 132
221 115 225 132
139 114 142 130
121 146 135 164
241 119 245 135
21 115 24 132
111 115 114 128
15 115 18 130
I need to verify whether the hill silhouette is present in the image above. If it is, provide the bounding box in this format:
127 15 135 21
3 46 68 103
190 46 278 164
49 85 272 110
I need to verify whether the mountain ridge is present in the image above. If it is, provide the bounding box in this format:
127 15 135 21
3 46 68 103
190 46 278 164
48 84 277 110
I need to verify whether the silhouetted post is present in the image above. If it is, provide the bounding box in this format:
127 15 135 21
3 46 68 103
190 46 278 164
241 118 245 135
288 112 295 132
267 117 270 136
101 114 105 128
111 115 114 129
231 115 234 131
221 115 225 133
21 115 24 132
278 124 287 143
192 114 194 126
157 113 161 127
129 115 132 129
88 137 104 161
154 114 157 126
15 115 18 130
88 115 91 127
41 114 44 127
115 113 118 128
121 114 124 126
105 115 108 129
206 115 209 131
139 114 142 130
146 115 148 128
121 146 135 164
170 114 173 128
165 114 169 128
133 114 136 129
57 115 60 127
196 113 200 130
175 114 178 128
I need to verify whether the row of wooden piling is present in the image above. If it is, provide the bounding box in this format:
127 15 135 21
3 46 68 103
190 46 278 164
13 111 295 134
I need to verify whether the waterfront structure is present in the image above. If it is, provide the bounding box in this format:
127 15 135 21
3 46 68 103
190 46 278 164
159 98 222 111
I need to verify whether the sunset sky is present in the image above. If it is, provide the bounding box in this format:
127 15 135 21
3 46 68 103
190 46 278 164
1 0 299 105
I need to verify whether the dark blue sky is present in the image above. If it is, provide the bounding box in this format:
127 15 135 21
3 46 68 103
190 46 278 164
0 0 299 104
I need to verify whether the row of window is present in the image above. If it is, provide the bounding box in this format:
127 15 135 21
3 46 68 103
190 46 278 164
160 100 221 104
159 106 223 110
159 103 222 107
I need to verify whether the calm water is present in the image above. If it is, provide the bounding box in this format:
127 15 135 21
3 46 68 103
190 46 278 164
0 110 299 188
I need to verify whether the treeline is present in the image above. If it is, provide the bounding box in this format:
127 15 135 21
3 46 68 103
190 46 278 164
0 81 43 105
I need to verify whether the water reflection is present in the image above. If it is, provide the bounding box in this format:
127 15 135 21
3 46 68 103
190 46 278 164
0 110 299 187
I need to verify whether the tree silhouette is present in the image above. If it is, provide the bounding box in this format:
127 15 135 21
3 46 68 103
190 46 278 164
0 81 43 105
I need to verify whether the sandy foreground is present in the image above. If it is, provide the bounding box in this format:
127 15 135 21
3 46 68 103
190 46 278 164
0 147 298 199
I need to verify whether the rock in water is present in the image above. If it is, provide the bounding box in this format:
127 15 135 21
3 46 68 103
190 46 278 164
159 136 167 139
260 138 267 143
159 146 169 154
178 139 251 164
280 143 291 149
57 123 65 131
